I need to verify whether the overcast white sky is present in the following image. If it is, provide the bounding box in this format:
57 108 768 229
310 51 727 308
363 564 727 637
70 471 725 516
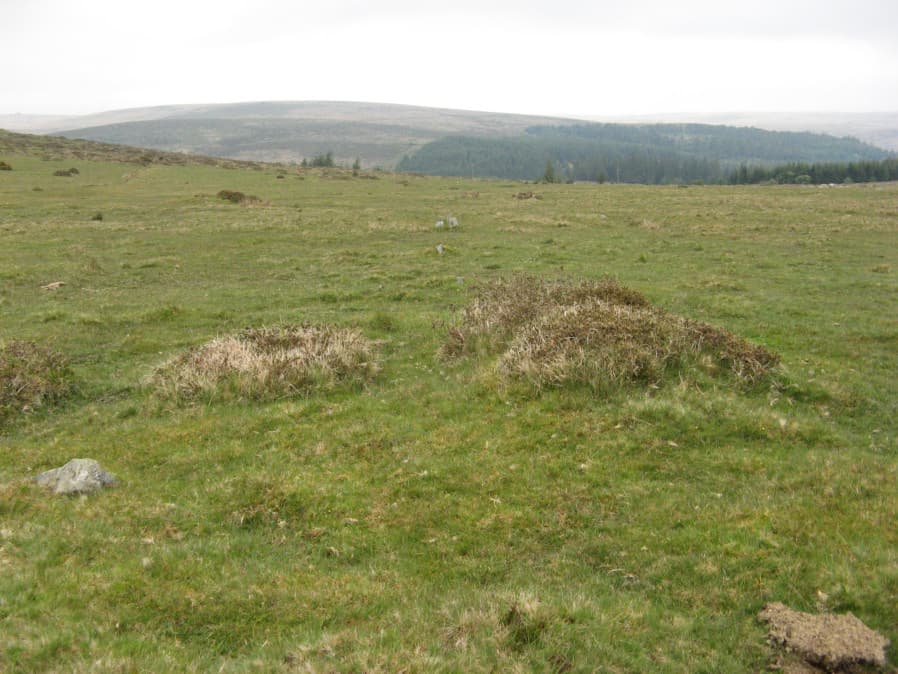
3 0 898 116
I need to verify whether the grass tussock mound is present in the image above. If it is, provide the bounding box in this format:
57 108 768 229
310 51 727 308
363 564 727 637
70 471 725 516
0 340 72 426
151 324 380 401
443 275 778 391
216 189 261 204
443 276 649 359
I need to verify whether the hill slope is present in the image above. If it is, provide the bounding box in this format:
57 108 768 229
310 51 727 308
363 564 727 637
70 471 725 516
586 111 898 152
0 129 263 169
48 101 578 168
12 100 891 178
54 118 443 167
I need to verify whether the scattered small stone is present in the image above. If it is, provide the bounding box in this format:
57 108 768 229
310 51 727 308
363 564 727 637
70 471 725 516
448 216 459 228
435 219 445 229
436 244 445 255
35 458 117 495
759 602 890 672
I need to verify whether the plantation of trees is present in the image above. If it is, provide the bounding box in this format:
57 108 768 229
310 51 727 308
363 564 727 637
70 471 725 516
398 123 894 185
728 158 898 184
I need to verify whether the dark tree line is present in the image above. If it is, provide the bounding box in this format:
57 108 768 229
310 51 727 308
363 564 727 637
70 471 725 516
301 151 335 168
397 123 891 185
728 158 898 184
398 134 727 184
525 123 887 164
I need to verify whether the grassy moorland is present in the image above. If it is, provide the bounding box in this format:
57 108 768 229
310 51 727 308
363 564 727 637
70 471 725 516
0 145 896 672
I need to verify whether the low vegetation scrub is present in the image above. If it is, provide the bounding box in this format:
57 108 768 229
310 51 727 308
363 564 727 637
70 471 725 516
0 160 12 171
442 275 649 358
52 167 79 177
443 275 778 391
151 324 380 401
216 189 260 204
0 340 73 426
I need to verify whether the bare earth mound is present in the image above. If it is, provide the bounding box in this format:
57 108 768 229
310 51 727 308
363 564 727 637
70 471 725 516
760 602 891 672
442 275 778 392
151 325 379 401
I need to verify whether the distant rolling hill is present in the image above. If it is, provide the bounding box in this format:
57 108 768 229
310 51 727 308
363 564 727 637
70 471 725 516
3 101 891 181
53 118 443 168
0 113 74 133
46 101 579 169
583 111 898 153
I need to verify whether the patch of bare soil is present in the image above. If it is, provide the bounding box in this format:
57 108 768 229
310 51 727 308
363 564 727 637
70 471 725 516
760 602 891 672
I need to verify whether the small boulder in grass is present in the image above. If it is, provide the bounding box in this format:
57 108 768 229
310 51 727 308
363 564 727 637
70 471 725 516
36 458 117 495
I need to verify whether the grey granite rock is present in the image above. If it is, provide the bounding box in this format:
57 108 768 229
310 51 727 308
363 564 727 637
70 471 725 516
35 458 117 495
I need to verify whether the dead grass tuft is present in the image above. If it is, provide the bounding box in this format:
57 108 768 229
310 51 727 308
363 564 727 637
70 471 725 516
442 275 778 391
501 598 549 650
151 324 380 401
441 275 649 359
0 341 73 426
216 189 261 204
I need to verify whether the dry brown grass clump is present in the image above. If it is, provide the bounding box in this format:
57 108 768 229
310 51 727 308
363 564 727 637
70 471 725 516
442 275 649 359
442 275 778 391
216 189 261 204
0 340 73 426
151 325 380 401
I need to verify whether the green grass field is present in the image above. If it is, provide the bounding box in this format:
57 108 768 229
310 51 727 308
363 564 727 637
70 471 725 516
1 149 896 672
